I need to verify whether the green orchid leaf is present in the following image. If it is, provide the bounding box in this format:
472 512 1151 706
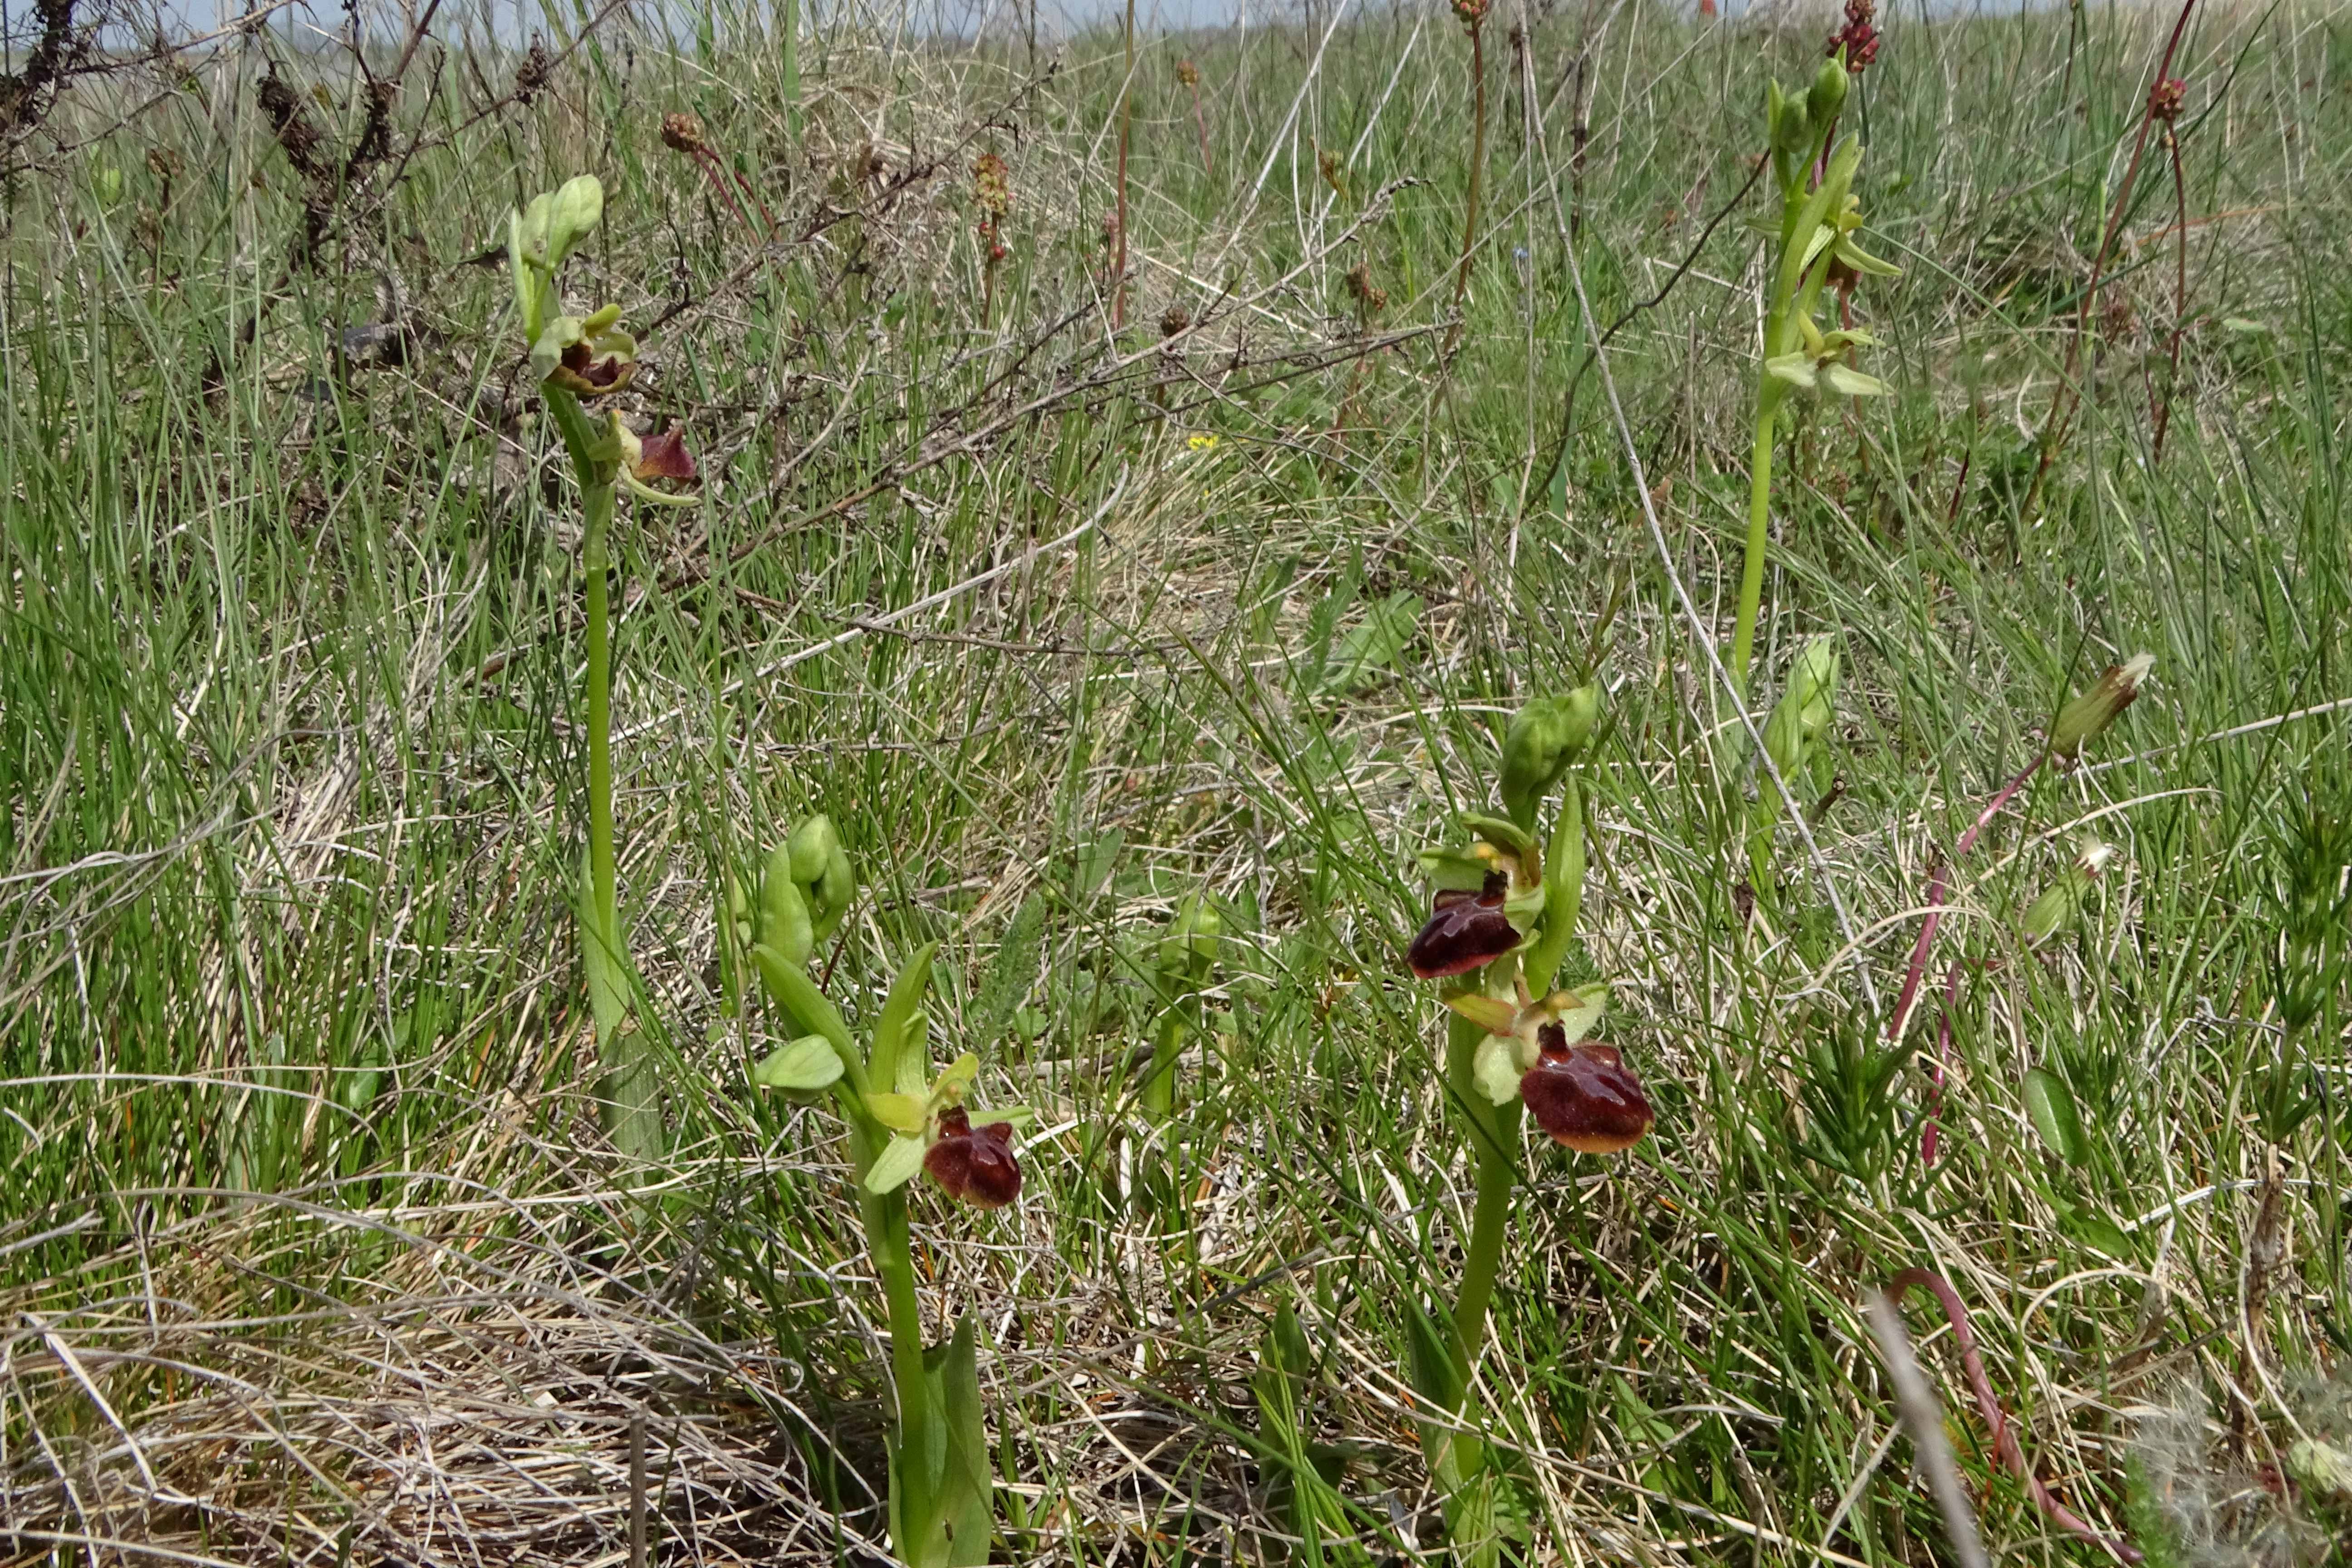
580 849 629 1051
865 1092 929 1135
1764 352 1818 389
1443 992 1519 1038
753 1034 843 1093
1821 363 1892 397
936 1314 995 1566
872 942 939 1098
1520 777 1587 994
865 1133 928 1193
750 945 855 1057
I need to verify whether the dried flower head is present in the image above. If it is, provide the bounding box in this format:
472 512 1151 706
1175 58 1200 87
1160 302 1190 338
1451 0 1488 28
972 151 1010 219
1345 263 1388 314
1826 0 1880 73
661 111 708 156
923 1107 1022 1208
1318 147 1348 200
2148 76 2187 123
515 37 552 104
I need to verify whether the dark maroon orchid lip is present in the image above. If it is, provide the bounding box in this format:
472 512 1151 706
1519 1029 1652 1153
553 340 631 394
1406 871 1515 979
924 1106 1022 1208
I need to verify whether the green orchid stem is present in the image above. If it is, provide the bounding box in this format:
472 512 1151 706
1443 1007 1520 1383
863 1184 931 1472
583 485 617 957
1730 407 1776 700
1142 1007 1183 1119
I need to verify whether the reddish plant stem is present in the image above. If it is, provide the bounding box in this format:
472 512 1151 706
688 146 760 238
1892 753 2045 1162
2151 126 2189 461
1188 83 1213 174
1919 960 1962 1166
2022 0 2199 519
1882 1269 2145 1564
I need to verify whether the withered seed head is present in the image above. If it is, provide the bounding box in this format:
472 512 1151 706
661 112 708 156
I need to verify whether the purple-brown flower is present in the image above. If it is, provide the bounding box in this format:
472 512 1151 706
923 1107 1022 1208
1407 872 1519 979
1518 1025 1652 1153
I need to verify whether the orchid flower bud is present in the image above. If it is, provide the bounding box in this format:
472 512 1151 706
759 841 815 967
1499 685 1600 830
1807 54 1849 130
786 815 853 940
507 174 604 340
2048 653 2154 765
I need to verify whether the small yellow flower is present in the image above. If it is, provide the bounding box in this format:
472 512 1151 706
1186 433 1219 451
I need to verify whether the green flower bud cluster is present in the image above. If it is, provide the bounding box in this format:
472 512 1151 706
742 814 856 970
1752 59 1900 429
508 174 603 345
1498 685 1600 832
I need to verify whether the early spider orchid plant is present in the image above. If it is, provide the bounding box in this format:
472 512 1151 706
505 175 699 1161
1730 54 1898 702
745 818 1026 1568
1400 689 1656 1561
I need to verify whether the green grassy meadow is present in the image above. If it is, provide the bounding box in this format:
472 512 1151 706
4 0 2352 1560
